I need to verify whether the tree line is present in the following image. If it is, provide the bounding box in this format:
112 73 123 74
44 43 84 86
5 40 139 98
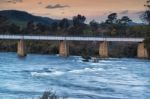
143 0 150 58
0 3 149 38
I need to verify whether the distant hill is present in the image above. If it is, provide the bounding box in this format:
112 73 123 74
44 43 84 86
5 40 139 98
0 10 59 26
128 21 144 26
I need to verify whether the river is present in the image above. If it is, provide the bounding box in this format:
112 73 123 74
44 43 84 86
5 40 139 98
0 52 150 99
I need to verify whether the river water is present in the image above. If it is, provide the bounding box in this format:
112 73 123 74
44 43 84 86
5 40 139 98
0 52 150 99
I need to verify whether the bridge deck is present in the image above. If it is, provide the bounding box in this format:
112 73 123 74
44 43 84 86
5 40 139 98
0 35 144 42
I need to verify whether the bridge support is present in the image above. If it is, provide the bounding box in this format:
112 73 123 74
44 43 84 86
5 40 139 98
137 42 148 58
59 40 69 57
17 40 26 57
99 41 108 58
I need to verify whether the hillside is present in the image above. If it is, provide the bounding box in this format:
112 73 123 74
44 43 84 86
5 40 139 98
0 10 59 26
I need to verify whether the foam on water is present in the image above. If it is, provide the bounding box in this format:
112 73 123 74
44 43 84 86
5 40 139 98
31 71 65 76
31 67 104 77
69 67 104 74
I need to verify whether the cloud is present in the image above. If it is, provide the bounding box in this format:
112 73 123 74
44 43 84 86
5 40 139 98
134 11 145 15
45 4 70 9
119 10 145 15
38 2 42 5
119 10 129 14
1 0 23 3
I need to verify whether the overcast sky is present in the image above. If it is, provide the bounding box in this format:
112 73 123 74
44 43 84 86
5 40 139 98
0 0 147 23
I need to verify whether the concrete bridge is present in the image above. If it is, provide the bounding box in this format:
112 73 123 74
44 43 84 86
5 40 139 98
0 35 148 58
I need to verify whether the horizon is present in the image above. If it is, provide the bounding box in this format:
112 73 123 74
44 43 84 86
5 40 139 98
0 0 147 23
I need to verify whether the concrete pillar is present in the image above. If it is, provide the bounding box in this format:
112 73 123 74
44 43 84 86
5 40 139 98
59 40 69 57
137 42 148 58
17 40 26 57
99 41 108 58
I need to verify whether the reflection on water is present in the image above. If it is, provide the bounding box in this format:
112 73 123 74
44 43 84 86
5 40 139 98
0 52 150 99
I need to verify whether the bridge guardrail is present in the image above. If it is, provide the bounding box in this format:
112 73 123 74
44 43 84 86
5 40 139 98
0 34 144 42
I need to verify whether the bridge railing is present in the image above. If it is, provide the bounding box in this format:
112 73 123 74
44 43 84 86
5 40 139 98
0 34 144 42
0 32 146 38
0 33 145 38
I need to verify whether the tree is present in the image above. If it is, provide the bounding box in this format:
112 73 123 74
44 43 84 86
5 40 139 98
143 0 150 24
0 15 7 24
9 24 20 34
51 22 58 31
0 16 8 33
59 18 70 35
36 23 46 32
104 13 132 36
119 16 132 25
22 21 35 34
143 0 150 58
103 13 118 36
116 16 132 36
105 13 117 24
90 20 99 30
59 18 70 29
27 20 34 29
73 14 86 27
89 20 99 36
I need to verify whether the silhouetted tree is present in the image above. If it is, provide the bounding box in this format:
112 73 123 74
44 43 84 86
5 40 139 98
9 24 20 34
51 22 58 31
116 16 132 36
27 20 34 30
90 20 99 30
26 20 35 34
0 16 8 33
0 15 7 24
143 0 150 58
59 18 70 29
36 23 46 32
59 18 70 35
105 13 117 24
143 0 150 24
73 14 86 27
119 16 132 25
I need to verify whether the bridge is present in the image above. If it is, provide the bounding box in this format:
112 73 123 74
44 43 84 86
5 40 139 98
0 35 148 58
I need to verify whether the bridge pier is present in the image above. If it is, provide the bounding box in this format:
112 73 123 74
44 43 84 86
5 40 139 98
17 40 26 57
59 40 69 57
99 41 108 58
137 42 148 58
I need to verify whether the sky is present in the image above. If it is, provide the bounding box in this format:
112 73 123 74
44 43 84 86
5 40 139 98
0 0 147 23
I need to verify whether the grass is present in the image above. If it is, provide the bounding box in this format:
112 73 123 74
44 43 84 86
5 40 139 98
18 90 67 99
40 91 67 99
